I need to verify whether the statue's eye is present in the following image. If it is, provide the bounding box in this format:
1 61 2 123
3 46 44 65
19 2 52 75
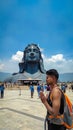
33 49 38 53
27 49 31 53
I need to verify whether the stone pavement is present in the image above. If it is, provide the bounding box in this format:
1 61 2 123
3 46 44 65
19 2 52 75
0 89 73 130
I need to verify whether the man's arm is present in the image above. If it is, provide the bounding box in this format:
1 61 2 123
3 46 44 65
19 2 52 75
40 89 61 116
51 89 61 116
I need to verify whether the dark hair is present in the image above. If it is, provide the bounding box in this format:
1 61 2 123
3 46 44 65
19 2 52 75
46 69 59 80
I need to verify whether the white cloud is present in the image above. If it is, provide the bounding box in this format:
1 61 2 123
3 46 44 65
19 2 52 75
43 54 65 63
42 54 73 73
0 51 23 73
0 63 4 70
0 60 19 73
11 51 23 62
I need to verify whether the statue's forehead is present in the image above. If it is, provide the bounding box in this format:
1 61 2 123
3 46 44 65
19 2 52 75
27 45 38 50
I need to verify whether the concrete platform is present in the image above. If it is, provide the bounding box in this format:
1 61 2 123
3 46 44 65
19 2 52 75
0 89 73 130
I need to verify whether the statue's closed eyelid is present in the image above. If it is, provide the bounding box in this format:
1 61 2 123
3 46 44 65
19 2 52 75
33 49 38 52
27 49 31 52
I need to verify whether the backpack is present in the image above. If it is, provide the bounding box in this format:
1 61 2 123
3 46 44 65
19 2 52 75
63 92 73 129
64 93 72 113
48 88 73 129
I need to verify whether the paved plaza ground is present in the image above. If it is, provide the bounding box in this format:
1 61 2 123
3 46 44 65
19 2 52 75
0 89 73 130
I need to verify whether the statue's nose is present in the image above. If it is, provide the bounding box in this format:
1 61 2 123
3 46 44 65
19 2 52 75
30 52 34 56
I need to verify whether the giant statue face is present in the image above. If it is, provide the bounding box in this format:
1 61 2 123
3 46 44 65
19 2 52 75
25 44 40 62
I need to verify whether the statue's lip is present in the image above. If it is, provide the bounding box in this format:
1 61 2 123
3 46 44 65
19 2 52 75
29 55 35 58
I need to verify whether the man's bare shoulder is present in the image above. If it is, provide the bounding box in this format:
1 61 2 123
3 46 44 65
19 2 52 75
52 87 61 99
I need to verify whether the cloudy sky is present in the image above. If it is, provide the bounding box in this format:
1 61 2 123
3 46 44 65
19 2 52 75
0 0 73 74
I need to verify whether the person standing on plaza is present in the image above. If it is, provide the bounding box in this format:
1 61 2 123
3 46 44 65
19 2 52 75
61 83 66 93
37 83 41 98
40 69 66 130
0 84 1 98
30 83 34 98
0 83 5 98
19 86 21 96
